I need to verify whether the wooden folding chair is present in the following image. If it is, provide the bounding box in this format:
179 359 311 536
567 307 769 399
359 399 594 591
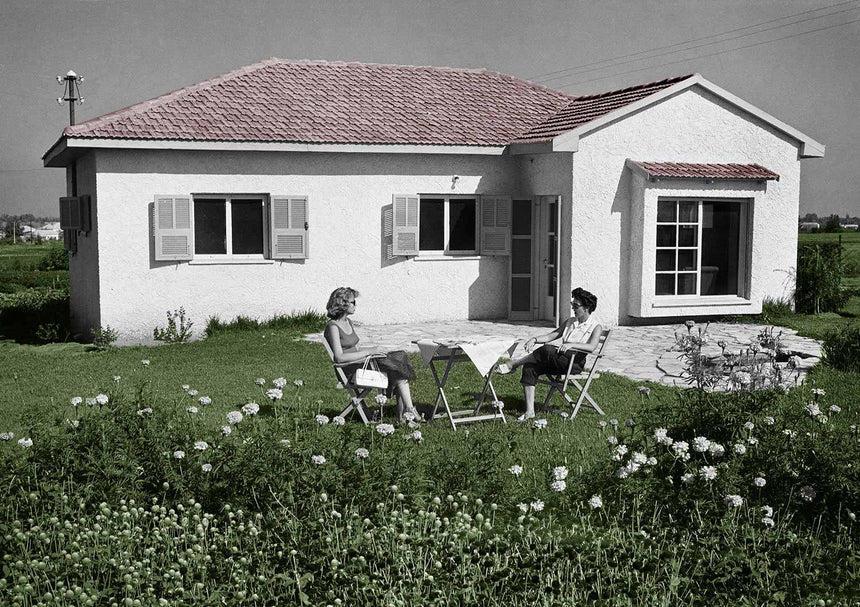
321 339 381 425
537 328 611 418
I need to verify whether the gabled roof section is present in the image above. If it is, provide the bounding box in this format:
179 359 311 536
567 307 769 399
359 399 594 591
626 160 779 181
60 58 575 147
513 75 694 143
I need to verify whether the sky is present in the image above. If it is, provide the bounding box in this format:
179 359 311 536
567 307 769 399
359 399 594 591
1 0 858 218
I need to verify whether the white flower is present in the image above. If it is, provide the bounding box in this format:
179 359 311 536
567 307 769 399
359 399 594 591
376 423 395 437
754 477 766 487
181 384 190 391
311 455 326 465
255 377 266 386
829 405 841 413
113 376 121 383
65 418 79 429
621 460 641 476
734 443 747 455
552 466 569 481
508 464 523 477
186 406 198 414
616 468 629 479
85 397 96 407
18 437 33 448
747 437 759 445
294 379 304 387
141 359 150 366
533 419 548 430
194 441 208 451
265 388 283 401
188 389 198 397
355 447 369 459
609 418 619 427
411 430 423 443
805 403 821 417
625 419 636 428
0 432 14 441
708 442 726 457
221 425 233 436
493 400 505 411
681 473 695 484
724 494 744 508
612 444 629 461
198 396 212 406
518 503 529 513
606 435 618 445
631 452 647 466
811 388 825 396
241 403 260 416
226 411 244 425
96 394 109 405
280 439 291 447
173 450 185 459
273 378 287 389
817 415 828 424
646 457 657 466
333 416 346 426
375 394 388 405
783 429 797 438
761 505 773 517
699 466 718 481
762 517 775 527
671 441 689 455
598 421 607 428
403 411 416 423
530 500 545 512
201 463 212 473
70 396 82 407
588 495 603 509
763 416 775 425
744 421 755 431
550 480 566 492
136 407 153 416
654 428 672 445
799 485 816 502
692 436 710 452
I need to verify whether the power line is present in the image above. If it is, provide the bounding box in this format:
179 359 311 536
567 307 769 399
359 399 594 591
550 16 860 90
527 0 860 83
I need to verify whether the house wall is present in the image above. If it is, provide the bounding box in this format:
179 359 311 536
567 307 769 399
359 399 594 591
93 149 523 342
571 86 802 324
67 153 100 338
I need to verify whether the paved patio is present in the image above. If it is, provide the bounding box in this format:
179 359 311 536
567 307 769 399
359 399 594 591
306 319 821 386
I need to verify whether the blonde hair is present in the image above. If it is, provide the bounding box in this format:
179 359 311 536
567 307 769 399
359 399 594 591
326 287 359 319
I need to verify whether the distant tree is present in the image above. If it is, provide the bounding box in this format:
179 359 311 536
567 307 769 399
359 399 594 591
823 214 843 232
800 212 819 223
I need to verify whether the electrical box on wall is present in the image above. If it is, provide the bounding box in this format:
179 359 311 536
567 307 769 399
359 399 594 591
59 195 91 233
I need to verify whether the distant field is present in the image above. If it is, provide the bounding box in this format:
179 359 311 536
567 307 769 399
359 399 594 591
0 241 56 270
799 231 860 276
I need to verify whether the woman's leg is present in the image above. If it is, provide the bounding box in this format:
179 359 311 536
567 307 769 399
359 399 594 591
394 379 417 421
522 385 536 419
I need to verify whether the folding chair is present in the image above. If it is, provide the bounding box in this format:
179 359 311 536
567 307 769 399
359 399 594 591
321 339 382 425
537 328 611 418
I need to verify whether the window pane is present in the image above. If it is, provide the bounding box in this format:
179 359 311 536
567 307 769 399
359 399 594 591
194 199 226 255
511 239 531 274
419 199 444 251
656 225 676 247
677 273 697 295
231 199 264 255
678 249 697 271
657 200 676 222
701 202 742 295
511 277 531 312
449 198 476 251
678 226 698 247
655 274 674 295
548 202 557 233
656 249 675 271
679 202 698 223
512 200 532 235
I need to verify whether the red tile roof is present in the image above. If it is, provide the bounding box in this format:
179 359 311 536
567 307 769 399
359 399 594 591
512 75 693 143
630 161 779 180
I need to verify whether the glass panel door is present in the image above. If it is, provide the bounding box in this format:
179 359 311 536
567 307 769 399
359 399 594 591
541 197 558 320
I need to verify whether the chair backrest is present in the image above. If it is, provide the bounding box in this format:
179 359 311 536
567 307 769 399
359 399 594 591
320 335 351 386
563 328 611 378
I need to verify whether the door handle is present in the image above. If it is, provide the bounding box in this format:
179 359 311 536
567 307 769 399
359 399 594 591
542 258 548 268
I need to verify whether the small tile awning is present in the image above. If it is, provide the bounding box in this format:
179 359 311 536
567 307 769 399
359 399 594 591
628 161 779 181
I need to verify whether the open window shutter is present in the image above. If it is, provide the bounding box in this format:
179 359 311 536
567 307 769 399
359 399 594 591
391 195 419 256
271 196 309 259
480 196 511 255
153 196 192 261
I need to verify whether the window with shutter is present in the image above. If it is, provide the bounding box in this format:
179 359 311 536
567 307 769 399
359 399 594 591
270 196 309 259
392 195 419 256
480 196 511 255
153 196 193 261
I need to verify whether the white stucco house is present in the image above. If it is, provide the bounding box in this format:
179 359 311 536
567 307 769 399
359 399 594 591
42 58 823 342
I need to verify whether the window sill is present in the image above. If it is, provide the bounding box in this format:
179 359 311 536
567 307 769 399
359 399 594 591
189 258 275 265
651 295 752 309
414 254 482 261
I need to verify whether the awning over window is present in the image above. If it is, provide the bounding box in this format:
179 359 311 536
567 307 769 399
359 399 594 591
627 160 779 181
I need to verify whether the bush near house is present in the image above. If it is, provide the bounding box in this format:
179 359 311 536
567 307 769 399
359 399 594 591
795 242 849 314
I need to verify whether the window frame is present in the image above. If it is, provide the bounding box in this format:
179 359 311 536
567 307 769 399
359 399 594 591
190 194 269 261
418 194 478 256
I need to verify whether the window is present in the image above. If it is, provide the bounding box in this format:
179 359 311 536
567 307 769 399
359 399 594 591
655 198 748 296
193 196 265 258
418 196 477 254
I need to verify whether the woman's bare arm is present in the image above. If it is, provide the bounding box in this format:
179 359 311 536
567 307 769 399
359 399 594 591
324 324 381 364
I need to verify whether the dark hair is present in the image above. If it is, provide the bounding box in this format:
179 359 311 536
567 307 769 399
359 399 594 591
326 287 359 319
571 287 597 313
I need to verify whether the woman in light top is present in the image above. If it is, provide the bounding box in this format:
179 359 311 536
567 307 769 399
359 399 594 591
324 287 420 422
498 287 602 420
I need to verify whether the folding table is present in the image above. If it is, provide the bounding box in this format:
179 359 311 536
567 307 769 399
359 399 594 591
414 339 517 430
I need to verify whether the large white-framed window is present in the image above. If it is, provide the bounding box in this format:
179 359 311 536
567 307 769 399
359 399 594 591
418 195 477 255
655 198 749 297
192 195 267 260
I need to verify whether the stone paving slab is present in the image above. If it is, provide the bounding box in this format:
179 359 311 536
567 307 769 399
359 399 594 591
306 320 821 386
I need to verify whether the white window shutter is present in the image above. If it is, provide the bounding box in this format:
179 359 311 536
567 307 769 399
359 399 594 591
153 195 192 261
392 194 419 256
271 196 309 259
480 196 511 255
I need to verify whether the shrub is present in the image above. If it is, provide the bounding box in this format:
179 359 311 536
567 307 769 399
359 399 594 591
37 243 69 271
795 242 849 314
0 287 69 343
153 307 194 343
91 325 119 350
822 326 860 372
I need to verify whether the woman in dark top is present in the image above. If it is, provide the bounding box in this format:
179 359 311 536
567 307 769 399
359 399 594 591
324 286 419 421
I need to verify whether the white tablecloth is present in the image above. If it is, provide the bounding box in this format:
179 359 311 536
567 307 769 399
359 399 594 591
416 339 519 377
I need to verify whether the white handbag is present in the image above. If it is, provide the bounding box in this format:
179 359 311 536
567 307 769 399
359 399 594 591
354 356 388 389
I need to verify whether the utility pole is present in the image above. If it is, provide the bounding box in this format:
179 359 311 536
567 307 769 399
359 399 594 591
57 70 84 126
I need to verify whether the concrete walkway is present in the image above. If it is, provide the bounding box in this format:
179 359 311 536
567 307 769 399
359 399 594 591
306 319 821 386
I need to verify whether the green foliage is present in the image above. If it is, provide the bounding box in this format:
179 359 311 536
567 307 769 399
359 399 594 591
796 242 849 314
822 326 860 372
36 243 69 271
0 287 69 343
153 307 195 344
205 309 327 337
91 325 119 350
